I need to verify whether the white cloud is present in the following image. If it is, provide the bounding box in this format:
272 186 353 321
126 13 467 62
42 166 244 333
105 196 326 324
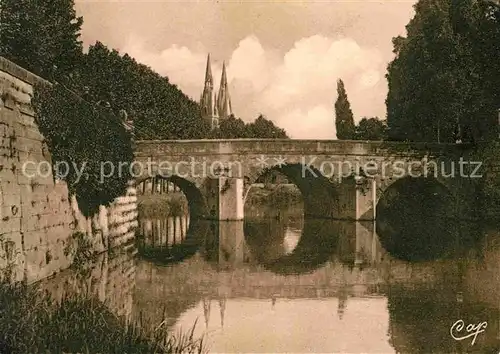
121 33 386 139
281 106 336 140
227 35 270 92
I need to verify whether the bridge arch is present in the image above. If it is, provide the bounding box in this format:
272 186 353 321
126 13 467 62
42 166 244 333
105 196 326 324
376 175 457 220
134 174 211 264
135 174 208 219
246 163 340 219
375 176 459 261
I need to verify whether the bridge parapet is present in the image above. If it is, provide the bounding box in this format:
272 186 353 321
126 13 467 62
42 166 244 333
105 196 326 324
135 139 472 158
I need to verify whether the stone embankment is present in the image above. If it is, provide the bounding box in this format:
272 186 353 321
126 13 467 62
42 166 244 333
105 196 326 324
0 57 137 283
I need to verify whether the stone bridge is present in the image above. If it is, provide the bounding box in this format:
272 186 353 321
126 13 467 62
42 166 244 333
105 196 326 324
134 139 478 221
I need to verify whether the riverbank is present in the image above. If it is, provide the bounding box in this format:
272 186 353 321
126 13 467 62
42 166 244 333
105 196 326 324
246 184 302 207
138 193 189 218
0 281 206 353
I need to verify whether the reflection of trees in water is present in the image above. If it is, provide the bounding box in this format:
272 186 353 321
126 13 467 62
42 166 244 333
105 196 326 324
385 227 500 353
132 260 204 333
136 215 210 264
376 177 482 262
387 285 500 353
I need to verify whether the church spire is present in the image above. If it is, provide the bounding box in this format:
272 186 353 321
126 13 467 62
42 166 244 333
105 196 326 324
220 60 227 87
217 61 232 120
204 53 213 88
200 54 233 130
200 53 216 125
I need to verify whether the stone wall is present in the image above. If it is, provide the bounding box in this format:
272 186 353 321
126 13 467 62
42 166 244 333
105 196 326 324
0 57 138 283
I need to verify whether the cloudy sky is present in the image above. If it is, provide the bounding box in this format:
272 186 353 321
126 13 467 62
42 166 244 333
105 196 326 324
75 0 416 139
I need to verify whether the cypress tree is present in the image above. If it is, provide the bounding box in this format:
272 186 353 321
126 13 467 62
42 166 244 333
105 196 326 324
335 79 356 140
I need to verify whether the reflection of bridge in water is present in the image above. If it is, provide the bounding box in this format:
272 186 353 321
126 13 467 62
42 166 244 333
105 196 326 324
134 216 500 351
139 216 190 247
133 217 500 352
137 215 385 269
135 214 470 300
134 213 500 349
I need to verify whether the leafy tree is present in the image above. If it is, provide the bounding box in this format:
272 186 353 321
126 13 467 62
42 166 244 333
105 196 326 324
334 79 355 140
218 115 248 138
33 83 133 217
210 114 289 139
0 0 83 80
386 0 500 143
354 117 388 141
76 42 210 140
245 114 288 139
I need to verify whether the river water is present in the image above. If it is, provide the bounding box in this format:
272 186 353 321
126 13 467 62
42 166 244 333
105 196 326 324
36 197 500 353
131 203 500 354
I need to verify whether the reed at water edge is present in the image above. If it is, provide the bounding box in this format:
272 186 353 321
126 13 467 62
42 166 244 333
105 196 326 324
0 280 207 354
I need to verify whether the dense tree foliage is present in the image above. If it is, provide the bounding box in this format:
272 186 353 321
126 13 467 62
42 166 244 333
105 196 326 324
334 79 355 140
213 115 248 138
354 117 388 141
32 84 134 217
246 115 289 139
212 114 289 139
76 42 211 140
386 0 500 143
0 0 83 80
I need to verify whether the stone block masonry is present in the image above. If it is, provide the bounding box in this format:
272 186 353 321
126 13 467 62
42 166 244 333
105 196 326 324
0 57 138 283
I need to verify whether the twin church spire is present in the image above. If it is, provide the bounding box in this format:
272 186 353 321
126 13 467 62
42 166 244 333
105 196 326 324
200 54 232 129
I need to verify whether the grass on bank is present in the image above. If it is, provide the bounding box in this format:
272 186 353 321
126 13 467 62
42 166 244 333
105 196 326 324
245 184 302 207
0 280 207 354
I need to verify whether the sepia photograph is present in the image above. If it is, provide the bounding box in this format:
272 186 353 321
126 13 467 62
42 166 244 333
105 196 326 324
1 0 500 353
